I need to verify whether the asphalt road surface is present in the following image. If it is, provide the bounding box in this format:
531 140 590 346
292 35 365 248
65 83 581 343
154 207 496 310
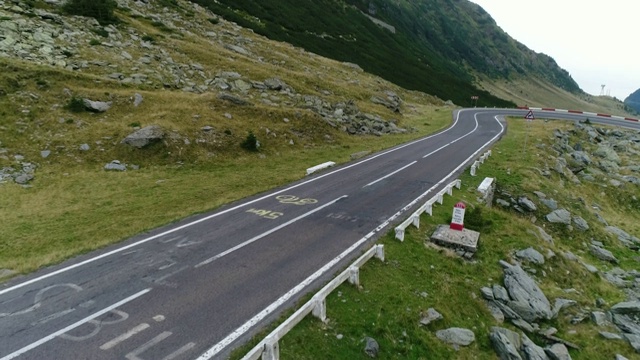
1 108 638 360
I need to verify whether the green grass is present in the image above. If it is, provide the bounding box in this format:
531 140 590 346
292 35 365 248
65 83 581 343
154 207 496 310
229 118 639 359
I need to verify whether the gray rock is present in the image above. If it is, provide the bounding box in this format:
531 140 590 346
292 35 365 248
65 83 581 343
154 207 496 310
594 145 621 164
419 308 443 326
218 92 252 106
497 199 511 207
485 300 505 323
623 333 640 352
104 160 126 171
580 262 598 273
521 333 549 360
134 93 143 107
121 125 165 148
83 99 112 112
435 327 475 346
79 143 90 151
570 151 591 165
40 150 51 158
572 216 589 231
591 311 609 326
493 284 511 303
544 343 571 360
611 301 640 315
540 198 558 210
535 226 554 244
600 331 623 340
489 327 522 360
615 354 629 360
503 264 552 321
364 337 379 358
264 77 287 91
14 173 34 184
552 299 577 318
516 247 545 265
518 197 537 212
546 209 571 224
224 44 250 56
605 226 639 246
562 251 578 261
612 313 640 336
589 245 618 263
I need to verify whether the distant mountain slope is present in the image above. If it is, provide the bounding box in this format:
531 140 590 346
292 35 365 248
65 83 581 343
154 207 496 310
625 88 640 114
188 0 581 106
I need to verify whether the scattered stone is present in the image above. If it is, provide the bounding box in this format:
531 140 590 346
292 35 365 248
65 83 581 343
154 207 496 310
218 92 252 106
104 160 126 171
572 216 589 231
544 343 571 360
363 337 379 358
591 311 609 326
121 125 165 148
589 245 618 263
503 263 552 321
515 247 545 265
40 150 51 158
489 327 522 360
546 209 571 225
83 99 112 112
435 327 475 347
521 333 549 360
133 93 143 107
599 331 623 340
79 143 90 151
419 308 443 326
518 197 537 212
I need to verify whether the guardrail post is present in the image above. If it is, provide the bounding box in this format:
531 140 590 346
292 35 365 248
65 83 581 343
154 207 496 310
262 335 280 360
445 184 453 196
411 213 420 228
455 179 461 189
487 150 492 157
470 164 477 176
394 227 405 242
424 202 432 216
312 295 327 322
375 244 385 261
348 266 359 286
437 192 444 204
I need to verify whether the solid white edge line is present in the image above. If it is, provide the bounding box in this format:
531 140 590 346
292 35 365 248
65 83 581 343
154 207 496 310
364 161 417 187
0 114 463 297
0 288 151 360
196 111 506 360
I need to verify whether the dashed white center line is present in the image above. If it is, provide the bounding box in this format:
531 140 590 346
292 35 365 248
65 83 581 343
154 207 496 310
195 195 348 268
363 161 417 187
100 323 150 350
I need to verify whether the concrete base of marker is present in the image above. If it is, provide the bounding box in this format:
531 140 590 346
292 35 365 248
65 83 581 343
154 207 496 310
429 224 480 255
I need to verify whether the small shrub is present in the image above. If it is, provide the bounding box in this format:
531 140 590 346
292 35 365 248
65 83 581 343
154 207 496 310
65 118 74 124
35 79 49 88
584 118 592 125
461 206 494 233
89 39 101 46
91 28 109 38
129 121 141 128
151 21 173 33
207 17 219 25
62 0 119 25
65 97 86 113
241 132 259 152
62 50 74 57
224 129 232 135
141 35 155 43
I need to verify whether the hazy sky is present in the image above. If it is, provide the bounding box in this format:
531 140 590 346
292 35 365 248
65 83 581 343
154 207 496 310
470 0 639 100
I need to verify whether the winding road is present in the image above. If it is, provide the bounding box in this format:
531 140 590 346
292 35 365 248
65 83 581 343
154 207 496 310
1 108 638 360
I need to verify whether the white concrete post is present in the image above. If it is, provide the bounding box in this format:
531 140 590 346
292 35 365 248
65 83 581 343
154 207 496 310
446 184 453 196
312 296 326 322
437 192 444 204
470 164 477 176
375 244 385 261
348 266 359 286
455 179 461 189
424 202 433 216
394 227 405 242
412 213 420 228
262 335 280 360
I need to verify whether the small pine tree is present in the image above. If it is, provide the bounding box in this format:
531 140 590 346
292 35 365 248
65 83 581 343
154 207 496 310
62 0 119 25
241 132 259 152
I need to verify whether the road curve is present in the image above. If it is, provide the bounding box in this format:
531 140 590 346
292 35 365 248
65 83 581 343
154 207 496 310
0 108 637 360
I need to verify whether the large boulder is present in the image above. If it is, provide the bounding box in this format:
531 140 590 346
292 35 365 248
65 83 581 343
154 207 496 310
435 327 475 347
489 327 522 360
83 99 112 112
121 125 165 148
503 264 552 321
546 209 571 225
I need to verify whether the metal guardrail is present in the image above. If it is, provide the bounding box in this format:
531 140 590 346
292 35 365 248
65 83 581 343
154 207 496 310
470 150 491 176
394 179 461 241
242 244 385 360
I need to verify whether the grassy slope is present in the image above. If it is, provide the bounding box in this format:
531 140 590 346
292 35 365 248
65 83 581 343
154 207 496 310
0 2 452 274
230 118 640 359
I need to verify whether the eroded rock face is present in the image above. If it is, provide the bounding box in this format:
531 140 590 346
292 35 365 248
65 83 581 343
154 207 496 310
121 125 165 149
